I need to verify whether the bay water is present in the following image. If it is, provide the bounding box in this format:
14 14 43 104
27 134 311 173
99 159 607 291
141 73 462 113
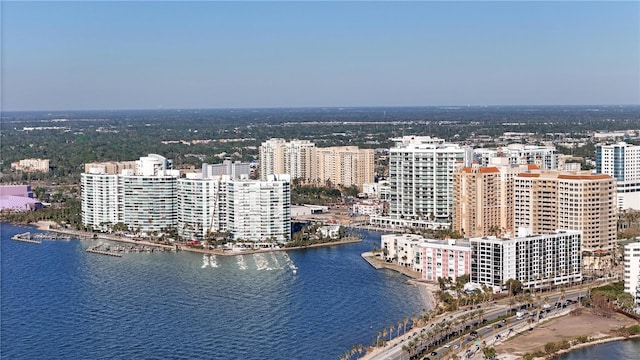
1 223 425 359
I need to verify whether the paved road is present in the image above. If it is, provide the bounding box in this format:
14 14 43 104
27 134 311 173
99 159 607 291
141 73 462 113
367 287 590 360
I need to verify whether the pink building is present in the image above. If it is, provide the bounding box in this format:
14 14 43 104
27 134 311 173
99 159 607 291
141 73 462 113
418 239 471 282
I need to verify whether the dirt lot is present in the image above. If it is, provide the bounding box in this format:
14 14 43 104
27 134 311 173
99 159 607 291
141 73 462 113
495 309 637 356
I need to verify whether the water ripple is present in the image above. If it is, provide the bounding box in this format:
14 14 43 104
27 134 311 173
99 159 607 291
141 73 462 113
2 225 424 360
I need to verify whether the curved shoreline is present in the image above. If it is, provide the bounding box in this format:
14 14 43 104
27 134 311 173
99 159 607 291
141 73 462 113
30 220 362 256
551 335 640 359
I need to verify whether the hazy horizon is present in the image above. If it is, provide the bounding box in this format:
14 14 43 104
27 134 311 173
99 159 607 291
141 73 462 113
2 1 638 112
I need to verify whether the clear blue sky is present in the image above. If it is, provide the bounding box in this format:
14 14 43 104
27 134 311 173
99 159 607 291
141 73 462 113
2 1 639 111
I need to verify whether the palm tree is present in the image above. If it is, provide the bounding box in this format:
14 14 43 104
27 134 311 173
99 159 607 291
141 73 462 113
403 316 409 334
382 328 388 345
397 320 402 337
389 324 394 342
376 331 382 347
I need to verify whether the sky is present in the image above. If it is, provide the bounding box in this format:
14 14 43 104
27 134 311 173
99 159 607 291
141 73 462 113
1 1 639 111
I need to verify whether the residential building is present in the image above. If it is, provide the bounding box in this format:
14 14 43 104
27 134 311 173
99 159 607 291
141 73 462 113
259 138 315 182
352 200 385 217
202 160 251 180
82 155 291 243
381 233 428 270
84 161 137 175
371 136 472 230
11 158 50 173
381 233 471 281
81 173 121 231
452 161 532 238
623 242 640 306
596 142 640 210
470 230 582 290
226 174 291 242
313 146 375 189
474 145 558 169
82 154 179 234
418 239 471 282
259 138 289 180
514 169 617 254
177 178 227 241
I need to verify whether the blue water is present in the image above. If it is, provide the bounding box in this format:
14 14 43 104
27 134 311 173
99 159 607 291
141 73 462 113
557 338 640 360
1 223 426 360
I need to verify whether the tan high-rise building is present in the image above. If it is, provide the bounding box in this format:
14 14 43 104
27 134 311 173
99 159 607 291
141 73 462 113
84 161 137 175
259 139 374 189
452 160 532 238
259 138 289 180
514 169 617 253
313 146 374 189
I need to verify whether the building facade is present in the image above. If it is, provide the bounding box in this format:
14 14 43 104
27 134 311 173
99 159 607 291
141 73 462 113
470 230 582 290
623 242 640 307
418 240 471 282
372 136 472 230
11 158 50 173
451 162 532 239
381 233 471 281
202 160 251 180
81 154 179 234
596 142 640 210
313 146 375 189
84 161 137 175
177 178 227 241
226 174 291 242
513 170 617 254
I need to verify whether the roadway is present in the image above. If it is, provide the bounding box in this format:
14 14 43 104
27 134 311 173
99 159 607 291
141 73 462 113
367 287 590 360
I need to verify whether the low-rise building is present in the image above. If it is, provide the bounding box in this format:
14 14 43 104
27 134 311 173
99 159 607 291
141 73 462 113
352 200 385 217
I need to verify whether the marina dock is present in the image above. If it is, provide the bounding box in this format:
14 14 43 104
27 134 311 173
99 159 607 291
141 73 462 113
11 232 42 244
86 246 123 257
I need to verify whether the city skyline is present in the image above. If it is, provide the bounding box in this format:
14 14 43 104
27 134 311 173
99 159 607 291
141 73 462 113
2 1 639 112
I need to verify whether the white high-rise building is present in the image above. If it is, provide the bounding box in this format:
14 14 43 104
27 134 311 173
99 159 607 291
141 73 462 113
177 178 227 241
371 136 472 230
470 230 582 290
596 142 640 210
227 174 291 242
202 160 251 180
81 173 121 232
83 155 292 243
474 145 558 169
82 154 178 234
623 242 640 307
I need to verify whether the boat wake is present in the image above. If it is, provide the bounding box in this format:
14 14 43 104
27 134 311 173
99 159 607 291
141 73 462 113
236 255 248 270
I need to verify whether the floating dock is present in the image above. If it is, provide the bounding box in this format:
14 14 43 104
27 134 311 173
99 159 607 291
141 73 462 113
11 232 42 244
